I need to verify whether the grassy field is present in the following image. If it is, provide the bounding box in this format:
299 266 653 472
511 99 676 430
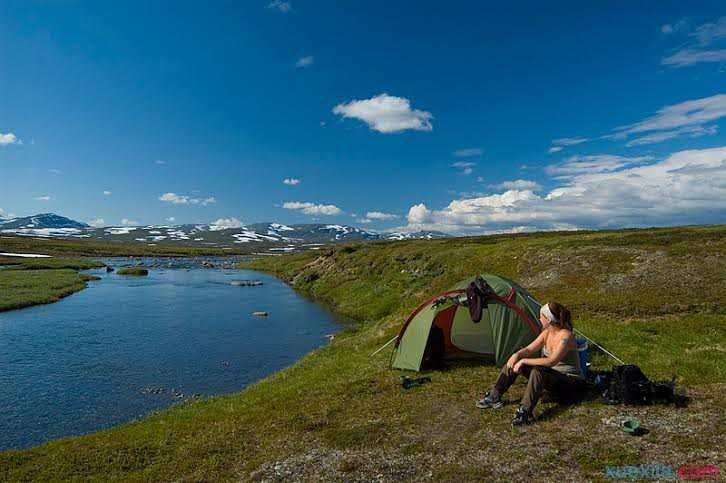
0 234 257 257
0 257 105 312
117 267 150 276
0 226 724 480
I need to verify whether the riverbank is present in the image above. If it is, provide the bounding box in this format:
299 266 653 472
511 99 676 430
0 256 105 312
1 225 724 480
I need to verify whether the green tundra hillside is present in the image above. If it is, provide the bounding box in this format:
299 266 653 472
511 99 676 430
1 226 724 481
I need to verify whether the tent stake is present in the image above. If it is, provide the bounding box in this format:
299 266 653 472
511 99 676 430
574 328 626 365
370 335 398 357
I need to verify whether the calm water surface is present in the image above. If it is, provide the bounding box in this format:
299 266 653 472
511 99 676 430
0 261 343 450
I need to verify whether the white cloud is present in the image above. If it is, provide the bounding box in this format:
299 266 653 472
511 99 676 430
283 178 301 185
121 218 138 226
407 203 432 224
103 190 112 196
626 124 718 147
548 137 589 153
165 217 175 222
662 17 726 67
88 218 105 228
210 217 244 230
365 211 398 221
451 161 475 175
0 133 21 146
552 137 589 146
332 93 433 133
397 146 726 235
283 201 342 216
614 94 726 141
358 218 372 224
295 56 314 68
155 159 166 165
267 0 291 13
159 192 216 206
662 49 726 67
453 148 483 157
691 16 726 46
34 195 51 201
492 179 541 191
546 155 653 178
49 168 61 174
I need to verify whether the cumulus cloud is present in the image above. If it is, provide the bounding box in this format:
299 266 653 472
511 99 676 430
88 218 105 228
396 146 726 235
491 179 541 191
34 195 51 201
210 217 244 230
332 93 433 133
121 218 138 226
545 155 653 178
453 148 483 157
295 56 314 68
159 192 216 206
267 0 291 13
0 133 21 146
365 211 398 221
165 217 175 222
451 161 475 175
407 203 432 224
283 178 301 185
283 201 342 216
662 17 726 67
103 190 112 196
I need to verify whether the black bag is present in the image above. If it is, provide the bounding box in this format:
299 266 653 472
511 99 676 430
609 365 652 405
604 365 681 405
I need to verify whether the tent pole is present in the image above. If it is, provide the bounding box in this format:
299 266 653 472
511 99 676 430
574 328 626 365
370 335 398 357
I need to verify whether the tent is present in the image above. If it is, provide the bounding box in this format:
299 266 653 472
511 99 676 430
391 273 542 371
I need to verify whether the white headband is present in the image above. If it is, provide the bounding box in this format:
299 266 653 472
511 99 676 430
540 303 559 323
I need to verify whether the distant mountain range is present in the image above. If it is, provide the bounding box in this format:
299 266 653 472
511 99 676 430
0 213 449 251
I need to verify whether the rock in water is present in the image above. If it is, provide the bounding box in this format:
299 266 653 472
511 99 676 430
252 311 269 317
231 280 263 287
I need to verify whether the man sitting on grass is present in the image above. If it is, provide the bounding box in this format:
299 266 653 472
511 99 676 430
476 301 587 425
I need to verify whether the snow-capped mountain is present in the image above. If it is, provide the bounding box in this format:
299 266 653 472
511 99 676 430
0 213 450 250
0 213 89 230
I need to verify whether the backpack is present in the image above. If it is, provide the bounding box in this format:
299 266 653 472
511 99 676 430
603 365 681 405
608 365 652 405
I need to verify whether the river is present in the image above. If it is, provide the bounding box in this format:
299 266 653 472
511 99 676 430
0 259 343 451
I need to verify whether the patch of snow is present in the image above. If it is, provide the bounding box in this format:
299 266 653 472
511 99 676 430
105 227 137 235
0 252 52 258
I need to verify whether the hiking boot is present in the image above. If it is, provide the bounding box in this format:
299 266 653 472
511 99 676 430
511 406 534 426
476 391 503 409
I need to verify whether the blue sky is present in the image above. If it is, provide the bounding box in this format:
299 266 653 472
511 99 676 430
1 1 725 234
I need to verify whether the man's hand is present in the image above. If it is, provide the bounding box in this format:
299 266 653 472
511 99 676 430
513 359 527 374
506 353 519 370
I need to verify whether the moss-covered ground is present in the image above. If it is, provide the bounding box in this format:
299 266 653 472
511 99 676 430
0 257 104 312
0 225 724 481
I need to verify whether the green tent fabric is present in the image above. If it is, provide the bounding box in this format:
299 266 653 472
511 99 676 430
391 274 542 371
390 302 439 371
